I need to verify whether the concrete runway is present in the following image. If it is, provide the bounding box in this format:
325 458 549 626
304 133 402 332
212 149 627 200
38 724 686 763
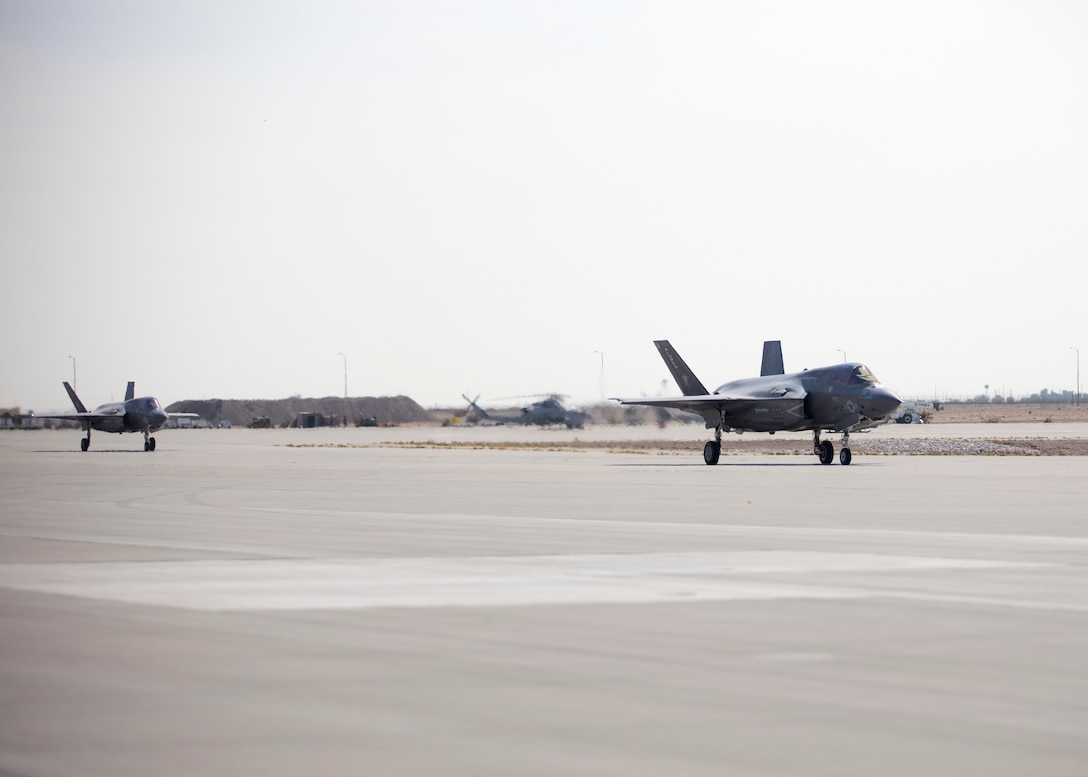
2 426 1087 776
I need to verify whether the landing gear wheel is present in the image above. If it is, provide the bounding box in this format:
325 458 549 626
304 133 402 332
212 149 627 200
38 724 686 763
839 447 852 466
703 440 721 466
149 437 156 452
818 440 834 465
81 437 89 452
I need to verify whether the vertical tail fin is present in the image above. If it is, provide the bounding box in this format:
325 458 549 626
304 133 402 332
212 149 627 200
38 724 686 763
125 382 135 401
63 381 88 413
653 340 710 396
760 341 784 376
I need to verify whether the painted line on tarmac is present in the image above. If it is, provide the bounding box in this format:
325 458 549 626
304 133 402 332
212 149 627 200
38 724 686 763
0 551 1043 612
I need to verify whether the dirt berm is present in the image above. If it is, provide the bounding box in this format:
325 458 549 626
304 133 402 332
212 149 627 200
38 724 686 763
166 396 435 427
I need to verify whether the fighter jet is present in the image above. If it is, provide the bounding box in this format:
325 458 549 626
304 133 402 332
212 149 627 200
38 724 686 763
36 381 198 452
461 394 590 429
614 340 901 465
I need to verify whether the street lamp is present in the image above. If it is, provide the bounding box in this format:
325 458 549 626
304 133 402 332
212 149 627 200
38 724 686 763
1072 347 1081 406
338 352 347 399
594 350 605 403
838 349 847 363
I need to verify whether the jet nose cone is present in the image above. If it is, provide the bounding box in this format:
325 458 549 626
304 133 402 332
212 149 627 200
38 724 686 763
871 387 902 418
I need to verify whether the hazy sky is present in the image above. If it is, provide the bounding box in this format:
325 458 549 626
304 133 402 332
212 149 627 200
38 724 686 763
3 0 1086 412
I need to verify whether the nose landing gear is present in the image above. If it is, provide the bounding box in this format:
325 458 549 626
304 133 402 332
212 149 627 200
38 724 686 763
813 429 852 465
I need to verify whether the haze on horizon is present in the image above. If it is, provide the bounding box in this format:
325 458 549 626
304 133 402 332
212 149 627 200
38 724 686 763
2 1 1085 413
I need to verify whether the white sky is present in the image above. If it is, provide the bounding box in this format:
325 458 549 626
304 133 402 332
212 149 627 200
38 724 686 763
2 0 1086 412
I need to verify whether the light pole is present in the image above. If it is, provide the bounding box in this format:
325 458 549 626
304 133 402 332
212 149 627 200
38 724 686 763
1072 347 1080 406
594 350 605 403
338 352 347 399
68 355 76 389
838 349 847 363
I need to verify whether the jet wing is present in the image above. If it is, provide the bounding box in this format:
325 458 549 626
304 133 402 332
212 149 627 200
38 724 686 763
615 393 764 427
34 410 123 422
612 395 722 427
37 410 199 420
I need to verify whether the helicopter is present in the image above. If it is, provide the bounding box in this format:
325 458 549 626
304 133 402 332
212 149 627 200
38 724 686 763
460 394 590 429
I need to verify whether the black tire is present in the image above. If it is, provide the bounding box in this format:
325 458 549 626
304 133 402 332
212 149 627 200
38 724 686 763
819 440 834 465
81 437 89 452
703 441 721 466
902 413 914 424
839 447 852 466
149 437 156 452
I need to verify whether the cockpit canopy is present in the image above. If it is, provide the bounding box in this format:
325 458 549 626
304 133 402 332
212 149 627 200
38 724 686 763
832 364 880 387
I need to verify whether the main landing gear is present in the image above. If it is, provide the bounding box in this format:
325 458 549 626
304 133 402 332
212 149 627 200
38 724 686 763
701 416 855 466
703 422 723 465
813 429 852 465
77 428 157 452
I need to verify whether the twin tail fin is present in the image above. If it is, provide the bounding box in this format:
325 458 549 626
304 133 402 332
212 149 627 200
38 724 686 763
653 341 710 396
62 381 88 413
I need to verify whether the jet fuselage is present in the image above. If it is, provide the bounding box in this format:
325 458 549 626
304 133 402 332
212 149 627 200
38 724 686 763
712 363 902 433
81 396 170 435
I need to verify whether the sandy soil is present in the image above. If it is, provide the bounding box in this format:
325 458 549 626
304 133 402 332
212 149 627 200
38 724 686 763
916 402 1088 424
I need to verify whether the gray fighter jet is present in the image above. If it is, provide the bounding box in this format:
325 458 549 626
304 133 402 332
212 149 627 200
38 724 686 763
614 340 902 465
37 381 198 452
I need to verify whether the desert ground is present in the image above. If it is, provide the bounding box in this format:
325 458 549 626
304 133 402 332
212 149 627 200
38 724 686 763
917 402 1088 424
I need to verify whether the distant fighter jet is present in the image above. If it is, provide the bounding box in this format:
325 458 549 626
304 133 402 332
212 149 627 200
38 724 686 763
462 394 590 429
37 381 198 452
614 340 901 465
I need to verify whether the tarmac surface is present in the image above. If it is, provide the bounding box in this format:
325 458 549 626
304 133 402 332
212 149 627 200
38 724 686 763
2 425 1087 776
